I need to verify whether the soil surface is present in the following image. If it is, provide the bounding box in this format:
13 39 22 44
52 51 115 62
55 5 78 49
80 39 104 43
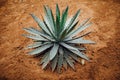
0 0 120 80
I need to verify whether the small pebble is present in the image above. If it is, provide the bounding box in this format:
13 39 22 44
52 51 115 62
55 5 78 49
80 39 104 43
81 59 85 65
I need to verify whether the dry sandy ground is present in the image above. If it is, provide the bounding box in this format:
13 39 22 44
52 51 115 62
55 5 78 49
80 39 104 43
0 0 120 80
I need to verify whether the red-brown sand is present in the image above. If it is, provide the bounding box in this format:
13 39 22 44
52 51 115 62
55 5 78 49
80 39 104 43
0 0 120 80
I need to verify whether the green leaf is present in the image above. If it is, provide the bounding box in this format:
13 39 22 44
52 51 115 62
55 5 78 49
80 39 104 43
66 18 91 37
29 43 53 55
22 34 47 41
60 42 89 60
56 4 60 36
67 20 79 34
60 10 80 38
30 14 51 36
64 17 72 30
57 47 64 73
56 4 60 22
60 18 79 39
49 43 59 60
51 54 58 72
59 29 67 40
66 9 80 32
60 6 68 32
60 21 78 41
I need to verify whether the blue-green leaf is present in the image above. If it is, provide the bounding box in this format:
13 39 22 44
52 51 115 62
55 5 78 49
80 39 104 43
60 42 89 60
63 58 67 70
29 43 53 55
67 20 79 34
68 52 79 62
77 47 86 51
64 17 72 30
66 18 91 37
44 16 53 34
44 6 55 33
30 14 51 35
26 42 50 49
57 47 64 73
67 38 95 44
66 9 80 32
64 31 91 41
40 52 49 64
42 52 50 69
64 52 75 70
26 42 42 49
23 27 53 41
51 54 58 72
43 19 56 39
22 34 47 41
49 43 59 60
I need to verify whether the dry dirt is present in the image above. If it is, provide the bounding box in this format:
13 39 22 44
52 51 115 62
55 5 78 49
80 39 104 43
0 0 120 80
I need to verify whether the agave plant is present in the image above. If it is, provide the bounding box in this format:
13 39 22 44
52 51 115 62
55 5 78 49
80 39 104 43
23 4 95 73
